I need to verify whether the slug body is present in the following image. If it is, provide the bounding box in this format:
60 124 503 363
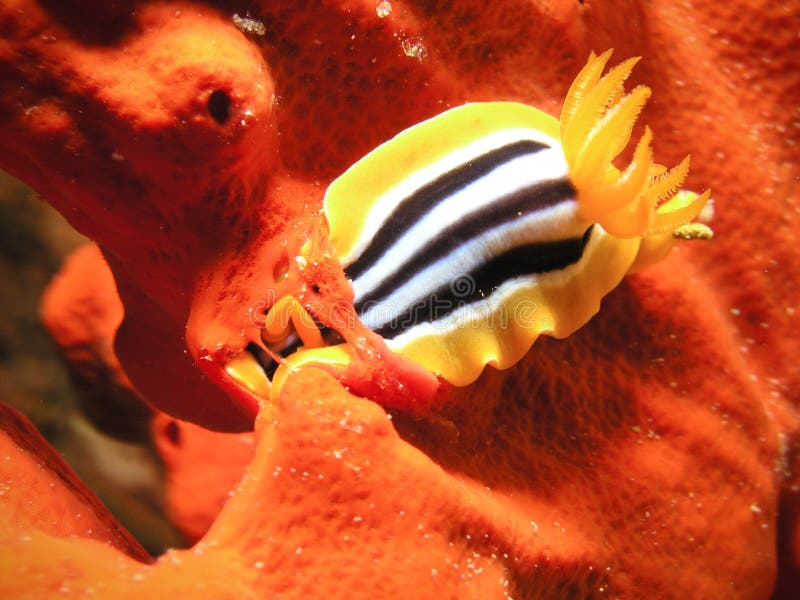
265 50 710 394
325 102 638 386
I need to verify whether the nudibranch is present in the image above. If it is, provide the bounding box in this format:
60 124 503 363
258 50 711 400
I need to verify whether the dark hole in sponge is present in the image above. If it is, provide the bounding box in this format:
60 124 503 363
164 420 181 446
207 89 232 124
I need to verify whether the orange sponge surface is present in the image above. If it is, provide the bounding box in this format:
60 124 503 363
0 1 798 598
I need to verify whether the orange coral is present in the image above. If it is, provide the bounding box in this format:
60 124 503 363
152 414 254 544
1 0 799 597
0 403 150 562
39 243 154 433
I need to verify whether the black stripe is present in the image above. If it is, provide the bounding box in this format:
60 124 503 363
345 139 550 279
351 178 575 310
370 226 594 339
251 228 590 370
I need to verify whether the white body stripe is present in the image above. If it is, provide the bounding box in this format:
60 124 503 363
337 126 563 266
351 146 570 301
382 226 609 351
358 199 583 331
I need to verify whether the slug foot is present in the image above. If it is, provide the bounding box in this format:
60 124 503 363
223 293 441 414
